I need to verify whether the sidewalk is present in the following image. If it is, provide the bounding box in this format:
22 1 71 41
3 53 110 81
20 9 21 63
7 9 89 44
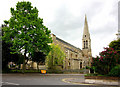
62 78 119 86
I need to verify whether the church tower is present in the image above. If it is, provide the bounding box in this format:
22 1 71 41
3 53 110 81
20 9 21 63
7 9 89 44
82 15 92 67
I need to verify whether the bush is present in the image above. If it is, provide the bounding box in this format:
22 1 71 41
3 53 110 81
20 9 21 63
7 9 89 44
108 65 120 77
86 66 90 69
92 47 120 75
85 73 98 76
8 69 40 73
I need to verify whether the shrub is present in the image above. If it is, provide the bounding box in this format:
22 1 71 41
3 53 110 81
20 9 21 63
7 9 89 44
92 47 120 75
86 66 90 69
108 65 120 77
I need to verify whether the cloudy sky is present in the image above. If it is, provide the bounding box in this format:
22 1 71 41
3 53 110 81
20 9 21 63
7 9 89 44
0 0 119 57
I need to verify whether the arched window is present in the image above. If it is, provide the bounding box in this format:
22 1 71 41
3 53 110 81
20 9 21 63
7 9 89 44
76 55 77 58
80 62 82 69
71 54 72 58
84 41 85 49
86 40 88 49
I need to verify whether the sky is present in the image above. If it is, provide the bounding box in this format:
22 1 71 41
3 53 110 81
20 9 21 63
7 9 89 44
0 0 119 57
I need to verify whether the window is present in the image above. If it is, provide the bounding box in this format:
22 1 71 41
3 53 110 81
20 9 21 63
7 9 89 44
84 41 85 49
80 62 82 68
68 62 70 66
71 54 72 58
76 55 77 58
85 35 86 37
86 40 88 49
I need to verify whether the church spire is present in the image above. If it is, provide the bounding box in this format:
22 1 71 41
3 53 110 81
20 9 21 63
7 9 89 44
83 14 90 37
82 15 91 50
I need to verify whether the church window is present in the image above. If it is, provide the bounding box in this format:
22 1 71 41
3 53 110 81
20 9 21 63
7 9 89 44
86 40 88 49
85 35 86 37
84 41 85 49
76 55 77 58
68 62 70 66
80 62 82 69
71 54 72 58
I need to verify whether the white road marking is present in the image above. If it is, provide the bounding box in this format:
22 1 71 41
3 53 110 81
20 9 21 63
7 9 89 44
2 82 19 85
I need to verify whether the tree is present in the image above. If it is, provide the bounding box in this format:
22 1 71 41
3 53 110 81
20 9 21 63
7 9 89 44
46 44 65 70
109 39 120 54
2 1 52 73
92 47 120 75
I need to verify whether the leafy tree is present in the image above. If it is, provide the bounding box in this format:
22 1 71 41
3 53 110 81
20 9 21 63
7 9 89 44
2 1 52 73
92 47 120 75
109 39 120 54
46 44 65 70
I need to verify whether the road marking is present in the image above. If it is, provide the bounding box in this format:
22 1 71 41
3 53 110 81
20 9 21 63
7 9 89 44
62 78 119 86
62 78 100 85
2 82 19 85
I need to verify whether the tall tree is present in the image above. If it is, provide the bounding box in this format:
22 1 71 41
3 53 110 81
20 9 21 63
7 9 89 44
2 1 52 73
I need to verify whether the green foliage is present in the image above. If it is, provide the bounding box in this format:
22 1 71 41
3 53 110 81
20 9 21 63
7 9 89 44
109 39 120 54
2 36 25 72
2 1 52 55
92 47 120 75
46 44 65 69
2 40 22 71
86 66 90 69
85 73 98 76
108 65 120 77
2 1 52 73
9 69 40 73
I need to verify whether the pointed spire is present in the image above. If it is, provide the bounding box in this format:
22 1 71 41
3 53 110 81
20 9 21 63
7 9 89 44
83 14 90 37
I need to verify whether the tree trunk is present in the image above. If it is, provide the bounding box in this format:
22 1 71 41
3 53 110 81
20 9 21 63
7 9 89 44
37 62 39 72
22 49 26 74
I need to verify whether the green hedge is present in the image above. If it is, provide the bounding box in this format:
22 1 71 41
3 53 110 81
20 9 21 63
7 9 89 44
4 69 41 73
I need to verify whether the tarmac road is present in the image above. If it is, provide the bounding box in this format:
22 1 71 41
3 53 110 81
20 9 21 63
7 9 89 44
2 74 85 85
2 74 118 87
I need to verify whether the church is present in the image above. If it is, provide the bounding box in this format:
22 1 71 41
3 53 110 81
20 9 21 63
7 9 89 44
25 15 92 70
51 15 92 70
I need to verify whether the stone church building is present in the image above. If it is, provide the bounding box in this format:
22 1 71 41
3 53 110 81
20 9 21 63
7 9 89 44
51 15 92 70
24 15 92 70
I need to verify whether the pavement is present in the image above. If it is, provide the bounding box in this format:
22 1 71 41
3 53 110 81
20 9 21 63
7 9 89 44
62 77 120 86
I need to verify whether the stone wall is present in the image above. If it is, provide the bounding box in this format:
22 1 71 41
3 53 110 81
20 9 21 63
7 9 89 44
51 34 84 70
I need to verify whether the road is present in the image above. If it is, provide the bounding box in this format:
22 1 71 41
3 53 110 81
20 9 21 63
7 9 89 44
2 74 85 85
2 74 117 87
